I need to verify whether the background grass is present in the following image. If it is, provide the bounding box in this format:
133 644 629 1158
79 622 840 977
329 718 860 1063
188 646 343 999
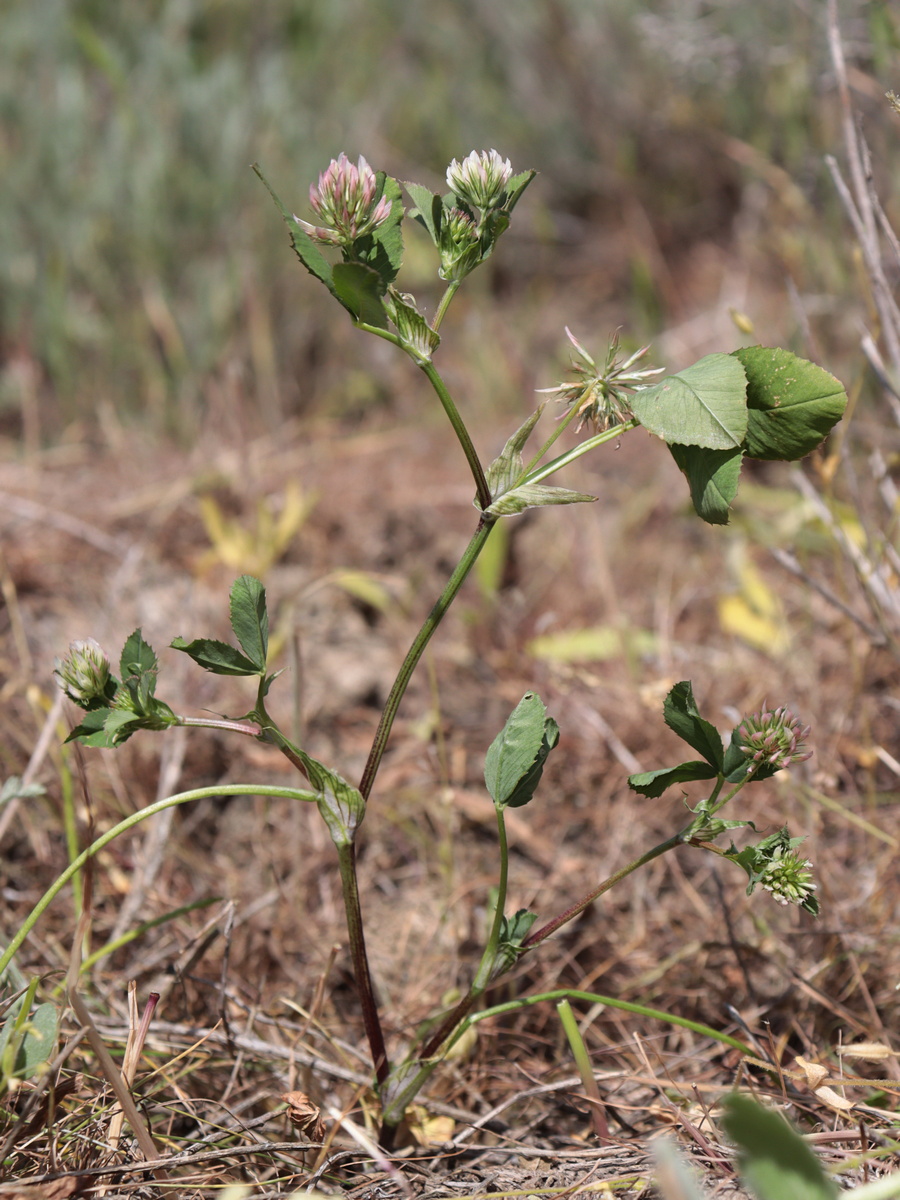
2 0 895 440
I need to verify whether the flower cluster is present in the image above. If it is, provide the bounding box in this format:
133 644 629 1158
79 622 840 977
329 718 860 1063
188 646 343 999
758 844 818 909
54 639 112 707
295 153 393 247
539 329 663 431
738 704 812 773
438 206 481 282
446 149 512 216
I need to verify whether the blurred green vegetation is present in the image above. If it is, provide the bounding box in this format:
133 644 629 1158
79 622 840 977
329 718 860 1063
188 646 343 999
0 0 896 441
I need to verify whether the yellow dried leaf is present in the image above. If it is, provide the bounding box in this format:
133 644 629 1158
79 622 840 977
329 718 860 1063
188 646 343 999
814 1085 855 1111
793 1055 828 1090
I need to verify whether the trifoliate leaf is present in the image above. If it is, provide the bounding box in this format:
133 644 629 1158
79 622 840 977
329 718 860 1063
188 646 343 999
484 692 560 809
667 443 743 525
170 637 261 676
663 682 725 770
229 575 268 672
734 346 848 461
628 761 718 798
631 353 748 450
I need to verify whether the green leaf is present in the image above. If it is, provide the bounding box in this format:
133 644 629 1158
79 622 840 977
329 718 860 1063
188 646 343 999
0 1001 59 1080
503 168 537 214
252 163 337 297
631 353 748 450
722 1093 838 1200
356 173 404 287
229 575 268 672
628 761 718 798
119 629 160 713
65 706 119 746
663 682 724 770
333 262 389 328
119 628 157 682
170 637 261 677
484 692 560 809
734 347 848 461
667 444 744 525
404 181 442 244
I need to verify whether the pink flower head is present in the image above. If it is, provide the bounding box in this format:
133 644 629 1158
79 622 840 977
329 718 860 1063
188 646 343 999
295 153 393 246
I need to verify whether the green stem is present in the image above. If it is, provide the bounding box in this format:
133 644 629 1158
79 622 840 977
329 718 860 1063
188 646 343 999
521 419 639 487
471 806 510 993
523 830 685 950
391 977 755 1132
465 989 754 1058
0 785 318 980
178 716 261 737
432 281 461 333
418 360 492 510
336 842 390 1086
519 399 584 485
358 514 496 800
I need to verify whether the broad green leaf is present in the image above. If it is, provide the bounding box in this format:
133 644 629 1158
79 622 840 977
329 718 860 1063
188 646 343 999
663 682 724 770
484 692 560 809
252 163 337 297
65 706 119 746
229 575 268 672
628 761 718 798
734 346 848 461
486 483 596 517
527 625 657 664
722 1093 837 1200
0 1001 58 1079
170 637 261 677
631 353 748 450
358 173 404 286
404 181 442 243
332 262 389 328
667 444 743 525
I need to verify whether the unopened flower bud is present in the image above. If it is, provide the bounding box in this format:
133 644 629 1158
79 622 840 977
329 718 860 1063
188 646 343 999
439 206 481 281
446 149 513 213
738 703 812 773
55 639 111 707
759 845 818 909
295 153 393 246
